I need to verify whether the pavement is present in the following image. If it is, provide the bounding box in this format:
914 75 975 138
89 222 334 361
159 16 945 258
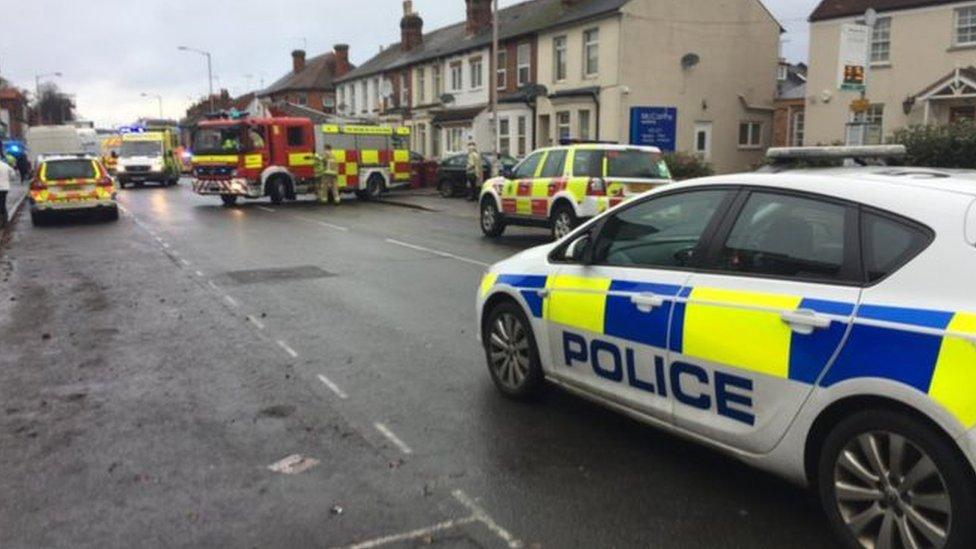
3 180 29 225
0 181 834 548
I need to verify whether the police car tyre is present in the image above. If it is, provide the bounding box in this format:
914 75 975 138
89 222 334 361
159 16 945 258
220 195 238 207
483 301 544 399
267 178 285 205
550 202 578 241
104 207 119 222
817 409 976 549
480 198 505 238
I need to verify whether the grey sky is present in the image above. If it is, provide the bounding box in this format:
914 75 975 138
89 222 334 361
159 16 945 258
0 0 821 128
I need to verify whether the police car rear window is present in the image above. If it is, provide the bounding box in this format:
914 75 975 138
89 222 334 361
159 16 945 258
606 150 668 179
861 210 933 283
43 160 97 181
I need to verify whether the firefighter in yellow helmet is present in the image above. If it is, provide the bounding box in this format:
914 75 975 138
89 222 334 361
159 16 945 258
313 144 340 204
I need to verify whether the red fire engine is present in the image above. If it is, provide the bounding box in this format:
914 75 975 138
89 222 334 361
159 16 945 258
190 116 411 207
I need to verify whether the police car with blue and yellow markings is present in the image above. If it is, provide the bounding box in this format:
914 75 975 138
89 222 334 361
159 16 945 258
477 152 976 548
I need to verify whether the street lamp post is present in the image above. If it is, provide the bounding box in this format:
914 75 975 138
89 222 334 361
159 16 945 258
178 46 214 113
491 0 500 176
34 71 63 125
141 92 164 118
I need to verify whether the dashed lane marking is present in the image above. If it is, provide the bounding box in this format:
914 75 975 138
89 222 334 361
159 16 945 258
195 270 204 277
295 215 349 232
180 258 191 266
224 295 240 308
258 206 276 213
207 280 220 291
317 374 349 399
246 315 266 330
384 239 489 268
373 423 413 455
276 339 298 358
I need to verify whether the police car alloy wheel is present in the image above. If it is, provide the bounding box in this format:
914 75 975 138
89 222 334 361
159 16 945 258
818 410 976 549
550 204 577 240
480 199 505 238
483 302 543 399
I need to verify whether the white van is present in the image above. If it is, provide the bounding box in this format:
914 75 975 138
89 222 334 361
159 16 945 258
25 126 92 166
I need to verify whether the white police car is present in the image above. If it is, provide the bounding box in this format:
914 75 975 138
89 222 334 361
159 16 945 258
477 149 976 548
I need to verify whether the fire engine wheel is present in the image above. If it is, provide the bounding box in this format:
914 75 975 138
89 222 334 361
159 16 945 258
220 195 239 207
267 178 285 205
366 174 385 200
550 203 579 241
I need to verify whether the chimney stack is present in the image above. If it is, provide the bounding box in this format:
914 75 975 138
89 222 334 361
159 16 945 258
334 44 351 77
292 49 306 73
400 1 424 51
465 0 492 36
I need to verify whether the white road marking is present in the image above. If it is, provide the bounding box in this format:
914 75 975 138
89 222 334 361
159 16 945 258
267 454 319 475
224 295 239 308
317 374 349 399
246 315 266 330
385 239 489 268
338 517 478 549
180 258 191 266
296 215 349 232
258 206 276 212
373 423 413 455
161 242 170 249
207 280 220 291
276 339 299 358
195 270 204 277
452 490 523 548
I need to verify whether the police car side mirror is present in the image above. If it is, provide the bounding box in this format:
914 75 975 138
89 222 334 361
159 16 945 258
563 234 592 263
500 166 514 179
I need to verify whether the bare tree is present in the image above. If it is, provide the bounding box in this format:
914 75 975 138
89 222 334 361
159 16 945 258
32 83 75 125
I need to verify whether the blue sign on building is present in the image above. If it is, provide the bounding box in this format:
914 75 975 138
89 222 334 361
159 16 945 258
629 107 678 152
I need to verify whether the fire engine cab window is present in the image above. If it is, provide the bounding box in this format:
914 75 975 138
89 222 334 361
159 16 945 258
862 211 932 283
572 149 604 177
513 151 544 179
718 192 848 281
248 128 265 149
593 190 729 268
540 149 567 178
286 127 305 147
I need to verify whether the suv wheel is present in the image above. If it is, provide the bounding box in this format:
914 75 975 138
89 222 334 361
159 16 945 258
818 409 976 549
438 179 455 198
366 174 384 199
550 203 578 240
483 301 544 400
220 195 238 207
480 198 505 238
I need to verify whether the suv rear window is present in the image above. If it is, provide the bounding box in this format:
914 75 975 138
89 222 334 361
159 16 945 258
606 149 669 179
862 210 933 283
43 160 97 181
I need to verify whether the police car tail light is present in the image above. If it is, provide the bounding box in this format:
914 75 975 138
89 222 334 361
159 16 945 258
587 178 607 196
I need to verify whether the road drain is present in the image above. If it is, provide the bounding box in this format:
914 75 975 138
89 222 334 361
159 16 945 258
220 265 335 286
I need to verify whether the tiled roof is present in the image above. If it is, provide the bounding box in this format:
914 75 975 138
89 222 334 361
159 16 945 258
336 0 632 83
260 52 353 96
810 0 960 22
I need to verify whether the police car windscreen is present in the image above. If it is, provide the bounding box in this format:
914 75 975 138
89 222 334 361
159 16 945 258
193 127 243 154
120 140 162 157
607 150 668 179
44 160 96 180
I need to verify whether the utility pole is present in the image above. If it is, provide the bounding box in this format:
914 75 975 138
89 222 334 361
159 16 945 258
491 0 500 176
141 92 163 118
178 46 214 113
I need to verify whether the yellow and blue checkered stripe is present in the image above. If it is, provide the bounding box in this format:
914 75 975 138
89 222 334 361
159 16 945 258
483 273 976 428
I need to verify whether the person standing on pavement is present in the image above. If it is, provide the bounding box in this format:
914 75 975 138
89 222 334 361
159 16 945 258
465 140 483 201
0 145 15 229
313 144 340 205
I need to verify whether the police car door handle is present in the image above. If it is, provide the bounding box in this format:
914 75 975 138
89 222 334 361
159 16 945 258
631 293 665 313
781 310 832 334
